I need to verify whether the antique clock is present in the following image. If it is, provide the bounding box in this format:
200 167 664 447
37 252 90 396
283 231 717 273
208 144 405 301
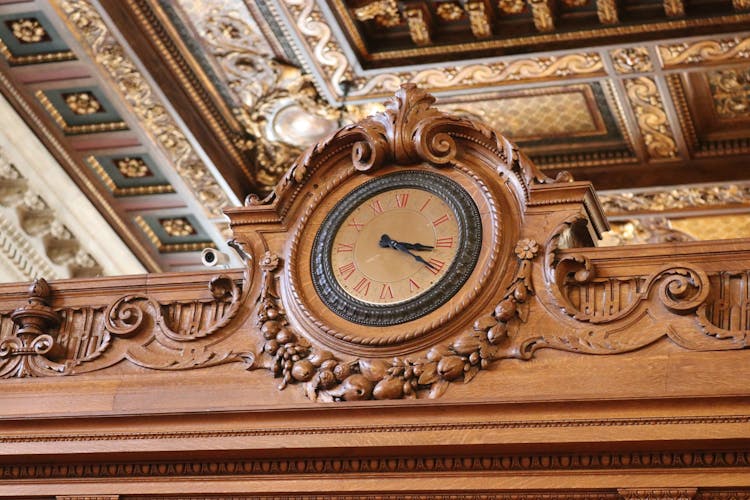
310 169 482 327
288 159 499 356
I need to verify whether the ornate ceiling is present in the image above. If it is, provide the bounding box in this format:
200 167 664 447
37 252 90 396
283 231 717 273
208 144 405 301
0 0 749 280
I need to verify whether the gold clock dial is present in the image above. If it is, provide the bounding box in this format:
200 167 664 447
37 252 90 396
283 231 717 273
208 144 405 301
330 188 459 305
311 169 482 327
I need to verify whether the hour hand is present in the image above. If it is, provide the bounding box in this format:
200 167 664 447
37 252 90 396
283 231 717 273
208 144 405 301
400 242 434 251
378 234 433 251
379 235 438 270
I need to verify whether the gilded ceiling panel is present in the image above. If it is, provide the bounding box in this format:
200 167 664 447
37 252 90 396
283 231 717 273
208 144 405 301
440 85 605 141
671 214 750 241
707 67 750 120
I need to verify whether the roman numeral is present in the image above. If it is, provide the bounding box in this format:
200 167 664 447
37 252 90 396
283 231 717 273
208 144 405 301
425 258 446 275
432 214 449 227
379 284 394 299
369 199 384 214
336 242 354 253
348 219 364 231
419 197 432 212
338 262 356 280
353 277 371 296
435 236 454 248
395 193 409 208
409 278 420 292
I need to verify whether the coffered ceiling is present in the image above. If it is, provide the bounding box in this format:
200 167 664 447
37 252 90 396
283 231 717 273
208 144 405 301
0 0 749 280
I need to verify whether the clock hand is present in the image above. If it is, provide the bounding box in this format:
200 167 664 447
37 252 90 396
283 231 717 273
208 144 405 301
379 234 438 270
378 235 434 251
400 242 434 251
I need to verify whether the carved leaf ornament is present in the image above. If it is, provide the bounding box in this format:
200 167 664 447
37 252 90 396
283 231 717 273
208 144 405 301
2 85 749 403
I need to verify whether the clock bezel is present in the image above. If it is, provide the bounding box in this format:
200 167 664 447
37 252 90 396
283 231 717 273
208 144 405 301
311 169 482 327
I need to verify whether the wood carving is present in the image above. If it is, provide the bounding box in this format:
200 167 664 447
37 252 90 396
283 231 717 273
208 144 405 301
0 268 253 378
0 279 62 377
4 84 750 410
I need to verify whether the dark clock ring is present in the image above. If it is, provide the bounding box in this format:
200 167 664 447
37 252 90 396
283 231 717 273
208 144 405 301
311 169 482 326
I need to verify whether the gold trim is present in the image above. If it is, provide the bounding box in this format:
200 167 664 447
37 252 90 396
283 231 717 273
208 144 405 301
658 35 750 68
134 215 216 253
624 77 679 160
596 0 619 24
665 74 750 157
34 90 128 134
126 0 252 180
282 0 604 100
610 47 653 74
529 0 556 33
54 0 232 218
663 0 685 17
405 8 431 45
86 156 175 196
535 151 637 169
0 37 75 66
368 15 750 60
159 242 216 252
666 74 698 153
327 0 750 62
0 71 161 272
134 214 160 247
600 183 750 215
466 1 493 38
602 79 638 159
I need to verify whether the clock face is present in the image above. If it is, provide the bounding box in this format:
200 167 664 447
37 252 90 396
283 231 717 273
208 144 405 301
330 188 458 305
311 170 481 326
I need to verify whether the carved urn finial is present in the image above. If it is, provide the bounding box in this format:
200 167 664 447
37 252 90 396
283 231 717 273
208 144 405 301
1 278 63 377
11 279 59 340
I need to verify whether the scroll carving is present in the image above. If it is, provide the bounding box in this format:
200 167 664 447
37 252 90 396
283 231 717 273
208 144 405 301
538 214 750 358
279 84 570 209
6 85 750 407
624 77 678 160
0 267 253 378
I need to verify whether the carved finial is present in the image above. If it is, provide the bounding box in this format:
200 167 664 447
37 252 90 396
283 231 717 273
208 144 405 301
12 277 58 338
3 277 63 377
28 278 51 301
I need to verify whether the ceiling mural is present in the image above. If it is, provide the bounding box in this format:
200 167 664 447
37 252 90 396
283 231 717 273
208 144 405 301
0 0 749 281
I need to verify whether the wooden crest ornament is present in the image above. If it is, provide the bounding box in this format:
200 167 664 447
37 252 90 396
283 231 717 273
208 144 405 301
3 84 750 407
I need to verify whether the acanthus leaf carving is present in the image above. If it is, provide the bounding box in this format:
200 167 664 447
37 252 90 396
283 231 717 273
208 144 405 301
0 261 254 377
277 84 571 212
538 213 750 357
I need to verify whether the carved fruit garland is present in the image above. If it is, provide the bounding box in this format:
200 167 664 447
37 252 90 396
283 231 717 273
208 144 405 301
254 241 539 401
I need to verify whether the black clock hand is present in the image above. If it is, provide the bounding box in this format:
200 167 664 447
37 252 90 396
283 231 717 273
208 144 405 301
400 242 434 251
379 235 434 251
379 234 438 270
